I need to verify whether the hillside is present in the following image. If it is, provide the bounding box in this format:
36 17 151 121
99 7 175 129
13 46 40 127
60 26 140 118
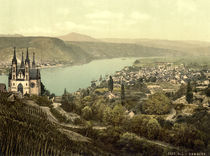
66 41 186 59
101 38 210 56
0 93 108 155
1 35 210 67
0 37 92 65
0 36 187 66
58 32 100 42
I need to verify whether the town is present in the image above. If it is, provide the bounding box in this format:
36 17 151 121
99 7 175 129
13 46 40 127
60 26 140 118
87 59 210 109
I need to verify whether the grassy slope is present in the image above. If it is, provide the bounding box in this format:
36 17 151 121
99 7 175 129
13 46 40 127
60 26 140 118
0 93 108 155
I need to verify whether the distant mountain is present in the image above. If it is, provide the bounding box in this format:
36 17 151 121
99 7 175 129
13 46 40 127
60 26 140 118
101 38 210 56
0 34 23 37
58 32 100 42
66 41 185 59
1 34 210 66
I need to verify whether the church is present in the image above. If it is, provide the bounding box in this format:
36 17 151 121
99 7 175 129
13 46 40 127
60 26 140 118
8 47 41 95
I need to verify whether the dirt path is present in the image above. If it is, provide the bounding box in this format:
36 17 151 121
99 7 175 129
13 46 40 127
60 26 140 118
25 100 91 142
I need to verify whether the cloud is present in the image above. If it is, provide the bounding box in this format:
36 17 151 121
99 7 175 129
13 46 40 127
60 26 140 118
86 10 151 26
130 11 151 20
56 8 71 16
86 10 124 20
176 0 197 15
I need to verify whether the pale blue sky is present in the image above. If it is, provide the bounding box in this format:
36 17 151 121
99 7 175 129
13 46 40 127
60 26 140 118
0 0 210 41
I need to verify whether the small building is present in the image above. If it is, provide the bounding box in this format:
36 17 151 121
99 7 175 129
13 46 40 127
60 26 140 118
0 83 6 92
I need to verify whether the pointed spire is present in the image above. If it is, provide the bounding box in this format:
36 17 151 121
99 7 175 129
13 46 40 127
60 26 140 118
25 47 30 66
32 52 36 68
26 48 29 59
12 47 17 64
20 51 25 68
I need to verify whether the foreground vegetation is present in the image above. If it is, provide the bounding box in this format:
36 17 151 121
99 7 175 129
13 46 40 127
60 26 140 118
61 84 210 155
0 92 108 155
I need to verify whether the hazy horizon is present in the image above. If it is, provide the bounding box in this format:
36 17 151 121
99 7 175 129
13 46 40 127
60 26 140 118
1 0 210 41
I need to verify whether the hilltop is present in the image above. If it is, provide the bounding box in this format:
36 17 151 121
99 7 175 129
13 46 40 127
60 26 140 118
0 34 23 37
58 32 100 42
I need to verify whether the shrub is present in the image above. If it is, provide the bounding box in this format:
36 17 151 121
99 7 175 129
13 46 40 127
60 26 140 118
82 106 93 120
146 118 161 140
142 92 171 115
50 108 68 123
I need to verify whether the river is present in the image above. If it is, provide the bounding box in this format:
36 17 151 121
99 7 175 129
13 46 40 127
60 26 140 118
0 57 138 96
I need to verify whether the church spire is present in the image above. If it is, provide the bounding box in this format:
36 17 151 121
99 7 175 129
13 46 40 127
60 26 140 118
32 52 36 68
20 51 25 68
25 48 30 66
12 47 17 64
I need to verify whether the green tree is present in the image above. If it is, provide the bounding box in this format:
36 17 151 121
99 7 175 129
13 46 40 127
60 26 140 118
147 118 161 139
173 84 186 100
128 115 150 137
186 81 193 104
41 82 50 96
103 104 126 126
82 106 92 120
205 84 210 97
112 104 126 126
64 88 67 96
103 107 113 125
121 83 125 105
142 92 171 115
108 76 113 92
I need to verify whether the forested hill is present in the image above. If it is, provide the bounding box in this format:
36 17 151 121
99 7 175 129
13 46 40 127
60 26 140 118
65 41 184 59
0 37 187 66
0 37 92 65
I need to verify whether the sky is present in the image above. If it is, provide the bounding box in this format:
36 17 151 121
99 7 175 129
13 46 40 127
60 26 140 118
0 0 210 41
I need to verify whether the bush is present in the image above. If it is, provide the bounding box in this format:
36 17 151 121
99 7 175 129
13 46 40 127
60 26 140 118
30 96 52 106
142 92 171 115
146 118 161 140
82 106 93 120
103 104 126 126
205 84 210 97
50 108 68 123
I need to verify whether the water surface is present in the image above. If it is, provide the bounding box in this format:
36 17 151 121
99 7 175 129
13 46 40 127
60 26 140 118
0 57 138 96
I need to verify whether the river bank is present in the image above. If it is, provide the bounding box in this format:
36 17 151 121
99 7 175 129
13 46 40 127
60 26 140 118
0 57 139 95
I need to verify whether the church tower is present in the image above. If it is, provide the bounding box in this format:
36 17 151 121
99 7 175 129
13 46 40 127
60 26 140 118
25 48 30 80
20 52 25 69
32 52 36 68
11 47 17 80
8 47 41 96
